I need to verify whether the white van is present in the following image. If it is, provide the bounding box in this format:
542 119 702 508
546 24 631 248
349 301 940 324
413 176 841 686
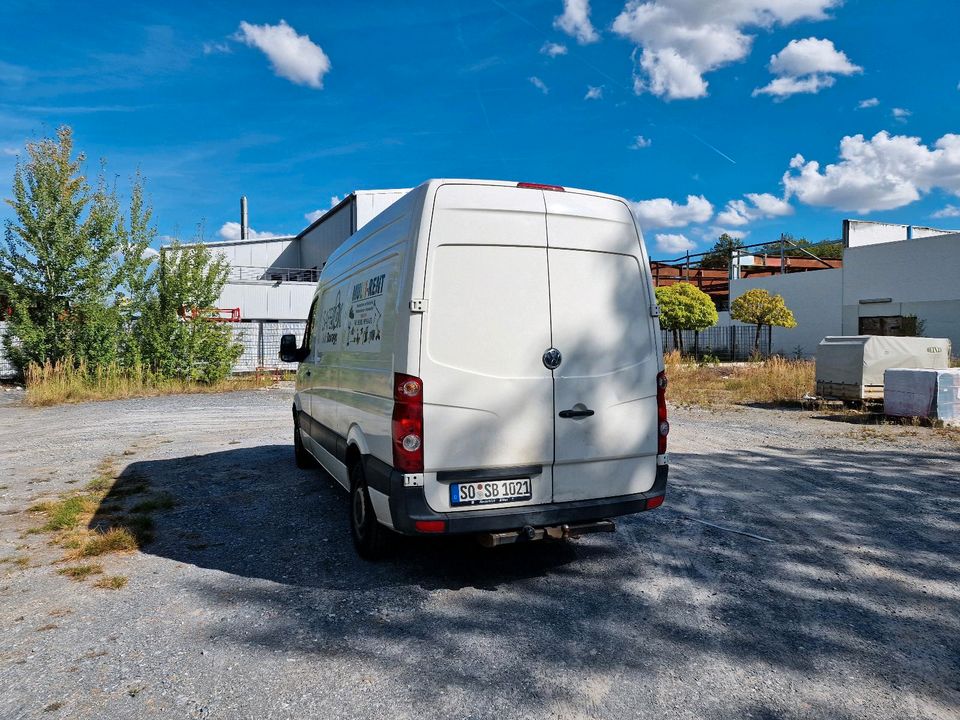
280 179 669 558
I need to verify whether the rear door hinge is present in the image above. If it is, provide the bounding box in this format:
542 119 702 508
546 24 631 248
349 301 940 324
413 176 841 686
409 299 428 313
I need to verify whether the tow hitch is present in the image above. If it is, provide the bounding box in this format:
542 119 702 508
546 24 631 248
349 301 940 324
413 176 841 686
478 519 615 548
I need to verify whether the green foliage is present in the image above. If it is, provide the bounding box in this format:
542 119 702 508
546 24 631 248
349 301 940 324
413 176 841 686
656 282 718 354
135 241 241 382
701 233 745 269
1 126 239 384
754 234 843 260
731 288 797 351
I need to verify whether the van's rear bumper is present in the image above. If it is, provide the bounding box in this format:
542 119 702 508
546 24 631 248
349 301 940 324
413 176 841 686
363 458 668 536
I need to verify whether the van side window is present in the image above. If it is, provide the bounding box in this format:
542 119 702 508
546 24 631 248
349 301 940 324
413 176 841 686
302 297 319 352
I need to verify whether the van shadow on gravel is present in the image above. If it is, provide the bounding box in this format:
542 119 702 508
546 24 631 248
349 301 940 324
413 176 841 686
89 444 584 592
87 442 960 716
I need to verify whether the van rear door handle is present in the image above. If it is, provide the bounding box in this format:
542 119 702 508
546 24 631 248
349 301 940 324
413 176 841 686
559 408 594 419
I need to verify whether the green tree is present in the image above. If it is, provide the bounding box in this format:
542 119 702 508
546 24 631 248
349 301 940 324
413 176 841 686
137 240 241 383
730 288 797 352
655 282 718 352
701 233 745 269
0 127 127 371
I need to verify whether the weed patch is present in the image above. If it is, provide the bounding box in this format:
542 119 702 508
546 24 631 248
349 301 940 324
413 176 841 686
25 358 277 407
664 351 814 407
57 563 104 581
73 528 139 558
94 575 128 590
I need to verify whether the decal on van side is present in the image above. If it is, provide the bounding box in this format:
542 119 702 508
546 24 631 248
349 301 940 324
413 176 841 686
346 272 386 352
317 288 344 349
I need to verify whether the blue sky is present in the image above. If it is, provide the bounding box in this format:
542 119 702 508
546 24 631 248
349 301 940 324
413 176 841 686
2 0 959 259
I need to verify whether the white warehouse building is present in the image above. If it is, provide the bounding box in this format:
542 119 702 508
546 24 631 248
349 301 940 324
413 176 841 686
724 219 960 357
166 188 408 371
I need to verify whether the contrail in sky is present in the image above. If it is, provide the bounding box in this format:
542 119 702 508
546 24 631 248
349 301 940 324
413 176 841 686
688 132 737 164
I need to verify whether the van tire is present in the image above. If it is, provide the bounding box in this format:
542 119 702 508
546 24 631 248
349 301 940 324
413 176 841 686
349 461 391 560
293 411 315 469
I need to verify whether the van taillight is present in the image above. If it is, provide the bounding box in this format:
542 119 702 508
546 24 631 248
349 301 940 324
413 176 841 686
392 373 424 473
657 371 669 455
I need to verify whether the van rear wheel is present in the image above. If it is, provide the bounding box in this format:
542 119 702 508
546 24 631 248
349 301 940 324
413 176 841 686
350 461 391 560
293 411 315 469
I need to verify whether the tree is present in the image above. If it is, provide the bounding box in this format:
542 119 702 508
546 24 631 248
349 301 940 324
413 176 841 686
0 127 125 371
1 125 240 385
730 288 797 352
136 240 241 382
655 282 718 352
701 233 745 269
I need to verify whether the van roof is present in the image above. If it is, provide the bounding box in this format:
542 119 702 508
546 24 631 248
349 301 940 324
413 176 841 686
418 178 627 203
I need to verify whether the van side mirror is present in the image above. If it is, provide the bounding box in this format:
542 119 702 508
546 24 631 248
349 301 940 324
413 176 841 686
279 333 306 363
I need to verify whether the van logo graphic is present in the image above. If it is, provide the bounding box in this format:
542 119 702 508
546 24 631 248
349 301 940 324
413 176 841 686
542 347 562 370
927 347 943 353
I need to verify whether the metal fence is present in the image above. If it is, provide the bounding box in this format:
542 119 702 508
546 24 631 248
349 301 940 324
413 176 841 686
0 322 14 379
662 325 772 361
227 266 319 283
226 320 307 373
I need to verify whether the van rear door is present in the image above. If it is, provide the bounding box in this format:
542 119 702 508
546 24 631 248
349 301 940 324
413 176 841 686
419 184 555 511
544 192 660 502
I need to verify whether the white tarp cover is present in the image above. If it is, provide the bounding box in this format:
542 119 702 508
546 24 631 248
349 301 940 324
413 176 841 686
816 336 951 387
885 368 960 423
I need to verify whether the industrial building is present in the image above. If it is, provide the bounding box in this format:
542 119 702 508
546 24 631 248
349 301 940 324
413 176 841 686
654 219 960 358
166 189 409 371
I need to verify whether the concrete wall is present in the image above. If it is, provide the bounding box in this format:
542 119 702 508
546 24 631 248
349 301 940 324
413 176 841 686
842 232 960 352
729 268 843 357
843 219 957 248
219 281 316 322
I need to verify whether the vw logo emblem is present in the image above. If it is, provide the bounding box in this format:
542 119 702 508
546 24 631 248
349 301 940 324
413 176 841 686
542 347 562 370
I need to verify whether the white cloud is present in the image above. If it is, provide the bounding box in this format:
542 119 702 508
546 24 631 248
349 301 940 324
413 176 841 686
529 76 549 94
629 135 652 149
782 131 960 213
304 196 342 223
931 204 960 218
1 147 19 157
541 41 568 57
218 222 283 241
629 194 713 229
554 0 600 45
705 226 749 241
236 19 331 89
203 40 232 55
717 192 793 226
892 107 911 122
584 85 603 100
858 97 879 109
654 233 695 254
612 1 840 100
141 247 160 259
753 37 860 98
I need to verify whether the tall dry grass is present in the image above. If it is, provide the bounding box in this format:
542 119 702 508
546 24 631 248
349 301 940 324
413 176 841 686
24 358 277 407
664 350 815 407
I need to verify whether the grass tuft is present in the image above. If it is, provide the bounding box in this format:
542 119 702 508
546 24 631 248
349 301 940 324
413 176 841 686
94 575 128 590
74 528 139 558
25 357 277 407
57 563 104 581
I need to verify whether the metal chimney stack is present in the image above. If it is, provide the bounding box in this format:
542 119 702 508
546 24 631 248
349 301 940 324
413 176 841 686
240 196 249 240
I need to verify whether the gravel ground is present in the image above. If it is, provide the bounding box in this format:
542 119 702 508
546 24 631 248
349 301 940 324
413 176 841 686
1 388 958 720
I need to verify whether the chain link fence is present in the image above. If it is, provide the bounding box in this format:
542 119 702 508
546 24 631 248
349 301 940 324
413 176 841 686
225 320 307 373
662 325 772 361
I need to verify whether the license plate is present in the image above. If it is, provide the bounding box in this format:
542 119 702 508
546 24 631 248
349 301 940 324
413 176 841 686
450 478 532 507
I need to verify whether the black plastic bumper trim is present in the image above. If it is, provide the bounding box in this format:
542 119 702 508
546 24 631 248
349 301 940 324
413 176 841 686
388 464 668 536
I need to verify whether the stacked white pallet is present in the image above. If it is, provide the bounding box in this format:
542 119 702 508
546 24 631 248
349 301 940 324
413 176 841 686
884 368 960 424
